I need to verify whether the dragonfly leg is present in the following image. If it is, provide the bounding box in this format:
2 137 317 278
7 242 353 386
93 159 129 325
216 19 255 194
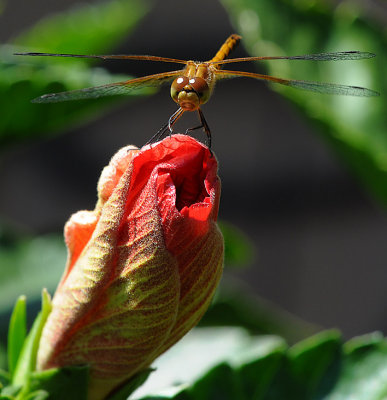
198 109 211 150
145 107 184 146
168 107 184 136
184 109 212 151
145 122 168 146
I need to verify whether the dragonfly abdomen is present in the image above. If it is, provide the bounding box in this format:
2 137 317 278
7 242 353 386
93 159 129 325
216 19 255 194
209 34 242 66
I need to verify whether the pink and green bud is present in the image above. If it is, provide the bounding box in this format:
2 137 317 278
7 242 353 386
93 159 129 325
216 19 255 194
36 135 224 399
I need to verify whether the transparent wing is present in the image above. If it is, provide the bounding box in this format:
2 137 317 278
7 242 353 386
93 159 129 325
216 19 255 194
15 52 188 64
209 51 376 65
214 69 380 97
32 70 182 103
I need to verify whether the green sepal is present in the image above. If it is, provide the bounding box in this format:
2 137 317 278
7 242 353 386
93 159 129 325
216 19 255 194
12 290 52 388
27 365 89 400
107 368 154 400
7 296 27 378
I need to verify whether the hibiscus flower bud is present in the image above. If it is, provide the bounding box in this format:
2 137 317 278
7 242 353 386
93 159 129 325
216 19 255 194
36 134 224 400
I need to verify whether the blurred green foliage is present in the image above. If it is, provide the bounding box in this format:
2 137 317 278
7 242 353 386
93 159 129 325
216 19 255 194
200 280 318 343
131 328 387 400
4 307 386 400
0 228 65 314
220 0 387 204
13 0 149 54
219 221 255 268
0 0 154 146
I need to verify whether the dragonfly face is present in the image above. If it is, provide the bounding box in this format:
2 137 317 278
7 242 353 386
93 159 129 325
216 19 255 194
170 62 213 111
14 33 379 150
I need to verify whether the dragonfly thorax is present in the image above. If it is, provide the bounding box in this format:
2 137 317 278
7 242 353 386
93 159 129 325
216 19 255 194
170 76 210 111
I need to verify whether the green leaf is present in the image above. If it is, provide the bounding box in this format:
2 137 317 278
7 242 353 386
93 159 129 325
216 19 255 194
107 369 154 400
325 332 387 400
220 0 387 204
233 347 284 400
13 0 151 55
287 330 342 398
261 330 342 399
190 363 243 400
133 328 387 400
7 296 27 378
132 327 285 399
0 0 154 147
12 290 52 388
0 54 154 147
28 365 89 400
219 221 255 268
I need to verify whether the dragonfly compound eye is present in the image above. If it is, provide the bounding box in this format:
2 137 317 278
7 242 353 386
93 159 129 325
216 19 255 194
171 76 190 102
189 77 210 104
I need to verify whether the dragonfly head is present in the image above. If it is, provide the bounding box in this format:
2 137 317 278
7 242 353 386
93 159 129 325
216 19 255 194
171 76 210 111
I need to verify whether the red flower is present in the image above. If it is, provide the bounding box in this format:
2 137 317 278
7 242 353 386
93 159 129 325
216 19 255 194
36 135 224 400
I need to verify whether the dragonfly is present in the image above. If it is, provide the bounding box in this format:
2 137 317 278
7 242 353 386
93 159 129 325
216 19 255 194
15 34 379 148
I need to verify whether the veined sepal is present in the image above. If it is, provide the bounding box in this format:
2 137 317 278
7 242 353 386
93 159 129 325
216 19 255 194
7 296 27 379
2 290 52 399
12 289 52 389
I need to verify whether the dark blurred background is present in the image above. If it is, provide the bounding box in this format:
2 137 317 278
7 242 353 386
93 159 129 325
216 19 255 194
0 0 386 339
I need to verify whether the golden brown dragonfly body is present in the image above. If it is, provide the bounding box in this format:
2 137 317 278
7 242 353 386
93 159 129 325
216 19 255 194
15 34 379 148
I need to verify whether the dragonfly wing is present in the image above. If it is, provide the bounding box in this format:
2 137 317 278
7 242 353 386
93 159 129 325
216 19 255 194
15 52 188 64
284 80 380 97
32 70 182 103
209 51 376 65
215 70 380 97
283 51 376 61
